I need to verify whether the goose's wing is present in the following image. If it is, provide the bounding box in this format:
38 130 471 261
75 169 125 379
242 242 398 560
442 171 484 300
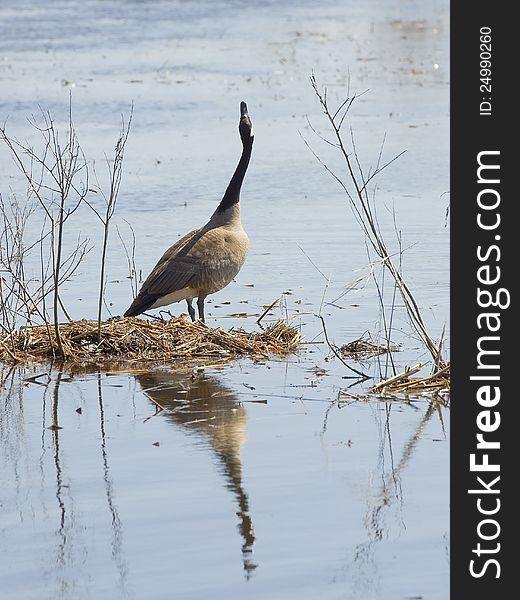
146 251 199 294
124 228 203 316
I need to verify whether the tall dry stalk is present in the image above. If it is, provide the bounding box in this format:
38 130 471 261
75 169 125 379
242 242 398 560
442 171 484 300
116 219 140 300
86 107 132 341
307 74 445 371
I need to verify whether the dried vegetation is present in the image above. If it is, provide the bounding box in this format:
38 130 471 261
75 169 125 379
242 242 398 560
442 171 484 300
307 75 449 397
1 317 301 364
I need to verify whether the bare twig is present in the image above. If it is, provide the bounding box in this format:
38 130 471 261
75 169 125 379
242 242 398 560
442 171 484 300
1 100 132 354
316 314 369 379
307 74 446 372
1 98 90 355
256 298 280 327
116 219 139 300
88 106 133 341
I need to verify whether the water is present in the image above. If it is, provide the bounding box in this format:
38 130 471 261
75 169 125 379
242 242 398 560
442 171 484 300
1 362 449 600
1 1 449 598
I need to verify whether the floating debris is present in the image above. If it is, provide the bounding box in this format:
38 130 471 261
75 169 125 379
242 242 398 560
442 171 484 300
1 316 301 364
370 363 450 397
340 337 398 359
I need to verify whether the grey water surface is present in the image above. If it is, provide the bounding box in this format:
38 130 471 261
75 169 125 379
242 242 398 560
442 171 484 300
0 1 449 598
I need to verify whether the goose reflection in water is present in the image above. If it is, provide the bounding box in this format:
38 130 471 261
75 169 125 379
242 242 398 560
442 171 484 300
135 370 257 577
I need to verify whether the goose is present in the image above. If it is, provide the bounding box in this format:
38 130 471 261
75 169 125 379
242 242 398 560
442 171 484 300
124 101 254 323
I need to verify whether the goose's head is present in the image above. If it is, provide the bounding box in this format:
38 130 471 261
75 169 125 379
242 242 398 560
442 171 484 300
239 101 254 143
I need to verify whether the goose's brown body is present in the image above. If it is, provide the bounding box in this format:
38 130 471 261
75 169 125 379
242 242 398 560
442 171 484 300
125 205 249 316
124 102 253 322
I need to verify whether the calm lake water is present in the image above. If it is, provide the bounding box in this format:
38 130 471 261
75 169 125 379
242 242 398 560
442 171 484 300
1 1 449 598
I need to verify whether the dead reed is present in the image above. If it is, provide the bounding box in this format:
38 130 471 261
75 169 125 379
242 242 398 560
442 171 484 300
306 74 449 388
369 363 450 396
0 316 302 364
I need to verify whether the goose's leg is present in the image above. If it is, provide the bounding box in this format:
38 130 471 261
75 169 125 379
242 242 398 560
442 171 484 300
197 296 206 323
186 298 196 321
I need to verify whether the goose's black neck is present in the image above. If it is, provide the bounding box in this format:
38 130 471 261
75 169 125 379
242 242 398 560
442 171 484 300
216 136 253 214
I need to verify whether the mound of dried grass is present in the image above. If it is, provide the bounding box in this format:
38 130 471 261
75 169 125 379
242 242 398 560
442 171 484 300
1 317 302 363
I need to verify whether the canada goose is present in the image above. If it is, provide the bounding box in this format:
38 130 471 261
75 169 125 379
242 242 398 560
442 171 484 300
124 101 254 322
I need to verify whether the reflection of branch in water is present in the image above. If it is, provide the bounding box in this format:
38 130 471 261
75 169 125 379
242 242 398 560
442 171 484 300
0 367 26 523
1 369 74 594
136 370 258 578
2 365 132 596
373 404 404 530
395 401 438 475
349 401 442 597
0 364 15 392
96 372 129 593
51 373 68 581
46 369 130 595
40 375 49 509
363 402 437 560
